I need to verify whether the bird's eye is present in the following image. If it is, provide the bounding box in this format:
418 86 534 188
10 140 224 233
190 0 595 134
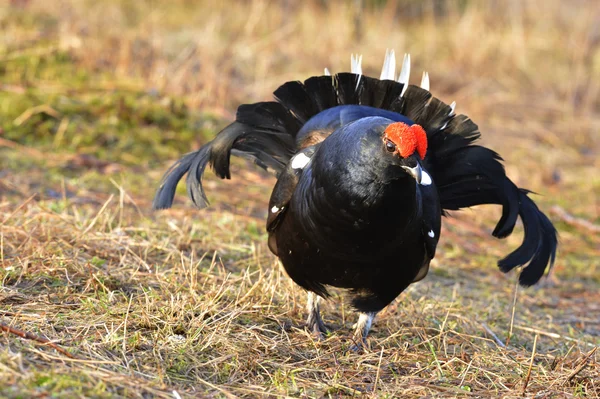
385 140 396 153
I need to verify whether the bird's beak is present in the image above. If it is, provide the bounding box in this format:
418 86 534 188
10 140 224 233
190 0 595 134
402 163 423 184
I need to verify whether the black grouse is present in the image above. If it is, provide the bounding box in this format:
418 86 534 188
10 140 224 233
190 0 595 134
153 51 558 347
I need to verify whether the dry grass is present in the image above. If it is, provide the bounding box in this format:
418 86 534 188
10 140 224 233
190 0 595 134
1 0 599 397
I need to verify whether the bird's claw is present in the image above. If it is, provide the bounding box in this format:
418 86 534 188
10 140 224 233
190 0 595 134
349 336 369 353
306 318 329 340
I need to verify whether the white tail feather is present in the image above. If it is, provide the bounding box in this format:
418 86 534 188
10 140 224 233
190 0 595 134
449 101 456 115
351 54 363 90
380 49 396 80
440 103 456 130
350 54 363 75
398 53 411 96
420 71 430 91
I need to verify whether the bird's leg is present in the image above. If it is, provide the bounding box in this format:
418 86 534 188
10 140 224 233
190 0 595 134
351 311 377 351
306 291 328 338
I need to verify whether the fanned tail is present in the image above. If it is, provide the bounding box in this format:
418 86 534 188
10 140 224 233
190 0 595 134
153 51 558 287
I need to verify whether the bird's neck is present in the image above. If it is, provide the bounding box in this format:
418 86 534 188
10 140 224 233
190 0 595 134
305 166 420 231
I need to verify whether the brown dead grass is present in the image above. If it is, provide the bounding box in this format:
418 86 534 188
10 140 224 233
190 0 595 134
1 0 600 398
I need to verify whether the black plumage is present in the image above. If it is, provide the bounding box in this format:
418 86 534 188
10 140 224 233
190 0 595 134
153 54 558 346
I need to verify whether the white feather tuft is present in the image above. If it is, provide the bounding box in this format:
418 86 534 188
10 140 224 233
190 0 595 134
350 54 363 75
379 49 396 80
449 101 456 115
324 68 331 76
420 170 432 186
350 54 363 90
440 102 457 130
420 71 430 91
291 152 311 170
398 53 411 96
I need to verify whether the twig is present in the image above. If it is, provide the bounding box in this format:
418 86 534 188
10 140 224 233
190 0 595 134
329 383 364 396
0 137 66 163
506 274 519 346
514 325 596 347
0 321 77 359
550 205 600 233
481 323 506 348
122 294 134 367
80 194 114 237
566 347 597 383
373 346 385 392
13 104 60 126
195 376 238 399
458 358 474 388
1 194 37 225
427 340 445 378
522 334 538 395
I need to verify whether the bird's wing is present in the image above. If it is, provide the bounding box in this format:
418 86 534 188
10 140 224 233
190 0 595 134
419 181 441 260
412 174 442 283
153 104 299 209
266 146 317 255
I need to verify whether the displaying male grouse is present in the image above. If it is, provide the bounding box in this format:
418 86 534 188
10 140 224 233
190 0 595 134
153 51 558 347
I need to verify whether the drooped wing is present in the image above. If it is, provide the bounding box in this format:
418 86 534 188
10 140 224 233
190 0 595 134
266 145 317 255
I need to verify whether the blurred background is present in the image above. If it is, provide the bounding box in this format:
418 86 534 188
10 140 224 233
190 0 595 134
2 0 599 158
0 1 599 397
1 0 598 265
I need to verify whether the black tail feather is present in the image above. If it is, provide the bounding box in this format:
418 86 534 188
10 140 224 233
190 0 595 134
304 76 338 111
334 73 362 104
185 144 213 208
358 77 404 109
153 149 210 209
498 189 558 286
491 179 520 238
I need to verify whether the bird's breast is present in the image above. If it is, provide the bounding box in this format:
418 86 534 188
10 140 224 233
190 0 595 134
290 170 422 262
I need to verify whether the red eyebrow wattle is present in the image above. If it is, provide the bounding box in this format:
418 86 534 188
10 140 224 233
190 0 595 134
384 122 428 159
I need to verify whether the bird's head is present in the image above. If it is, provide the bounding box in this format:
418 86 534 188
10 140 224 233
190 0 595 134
382 122 430 185
311 117 432 188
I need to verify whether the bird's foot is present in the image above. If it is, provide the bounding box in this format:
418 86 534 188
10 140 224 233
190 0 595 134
349 335 369 352
306 314 329 340
306 292 328 340
349 311 376 352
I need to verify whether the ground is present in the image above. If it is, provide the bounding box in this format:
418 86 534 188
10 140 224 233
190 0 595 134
1 1 599 398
